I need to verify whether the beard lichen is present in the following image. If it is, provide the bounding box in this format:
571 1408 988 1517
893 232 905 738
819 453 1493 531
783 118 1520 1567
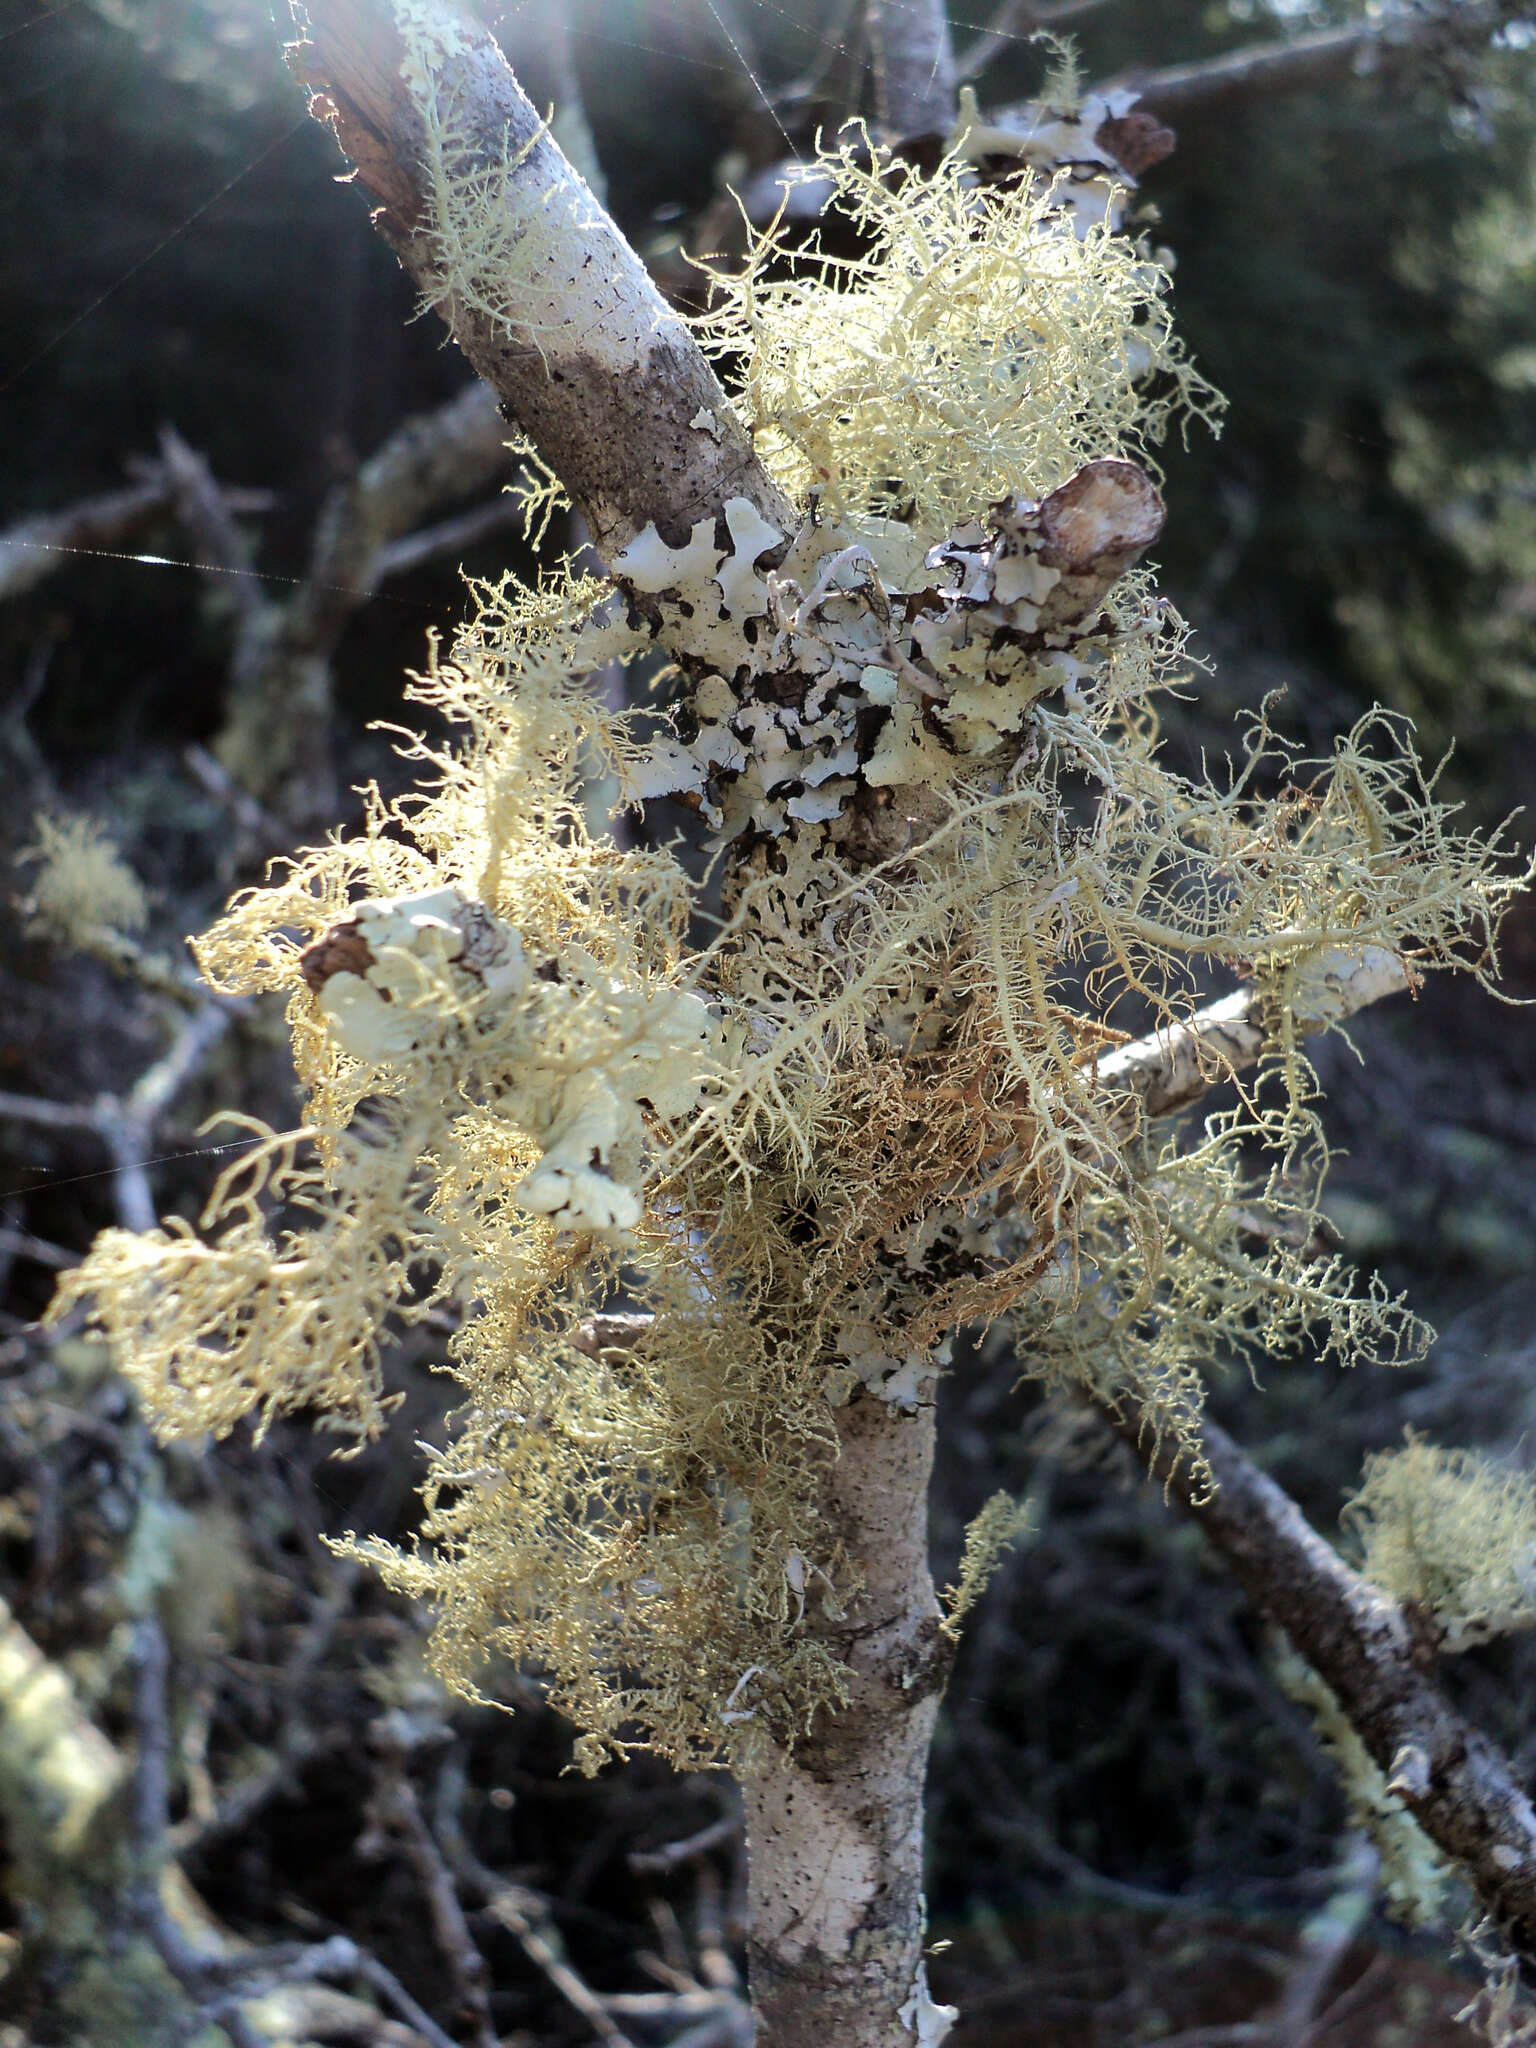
692 129 1223 542
50 122 1524 1767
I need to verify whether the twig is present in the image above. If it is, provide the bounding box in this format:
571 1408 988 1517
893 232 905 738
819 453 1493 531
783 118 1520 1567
1270 1835 1377 2045
133 1616 463 2048
628 1809 744 1875
1118 1409 1536 1960
184 742 291 857
369 492 528 583
432 1756 640 2048
1090 947 1410 1125
0 472 274 603
105 1002 235 1233
1109 1 1507 120
365 1723 498 2048
0 1001 233 1234
174 1564 363 1857
158 425 267 623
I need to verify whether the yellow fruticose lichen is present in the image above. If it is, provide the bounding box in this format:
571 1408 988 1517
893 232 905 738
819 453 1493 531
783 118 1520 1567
50 114 1525 1767
694 129 1222 542
17 811 149 948
1345 1434 1536 1649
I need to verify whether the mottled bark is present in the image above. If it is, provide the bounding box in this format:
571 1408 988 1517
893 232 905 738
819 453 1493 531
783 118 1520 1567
745 1396 954 2048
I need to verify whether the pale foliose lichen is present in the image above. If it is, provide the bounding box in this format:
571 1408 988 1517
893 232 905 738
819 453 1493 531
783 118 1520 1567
50 99 1526 1767
1344 1434 1536 1650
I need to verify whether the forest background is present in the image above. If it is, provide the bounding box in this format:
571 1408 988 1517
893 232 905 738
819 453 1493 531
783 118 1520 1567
4 0 1536 2043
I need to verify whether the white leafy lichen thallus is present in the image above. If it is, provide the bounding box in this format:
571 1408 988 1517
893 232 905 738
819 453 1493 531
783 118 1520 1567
615 465 1164 840
303 887 718 1237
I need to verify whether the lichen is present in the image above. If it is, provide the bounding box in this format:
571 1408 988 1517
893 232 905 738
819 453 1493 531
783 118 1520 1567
16 811 149 948
1344 1433 1536 1649
1275 1646 1454 1930
693 128 1222 541
48 113 1525 1767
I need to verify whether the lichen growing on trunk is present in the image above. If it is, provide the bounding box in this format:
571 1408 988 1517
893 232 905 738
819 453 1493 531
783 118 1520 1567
53 105 1519 1795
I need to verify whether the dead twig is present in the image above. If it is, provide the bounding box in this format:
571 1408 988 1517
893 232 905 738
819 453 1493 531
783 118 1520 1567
432 1753 640 2048
363 1717 498 2048
628 1809 744 1876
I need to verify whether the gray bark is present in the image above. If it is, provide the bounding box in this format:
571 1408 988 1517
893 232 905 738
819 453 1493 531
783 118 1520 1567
865 0 957 138
288 0 792 559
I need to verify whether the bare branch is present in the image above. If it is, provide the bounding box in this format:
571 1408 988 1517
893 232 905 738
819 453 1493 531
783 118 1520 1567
1124 1411 1536 1960
0 475 274 604
0 1002 233 1233
1092 946 1411 1123
364 1723 497 2048
434 1764 641 2048
368 491 525 582
1111 2 1509 121
629 1808 745 1875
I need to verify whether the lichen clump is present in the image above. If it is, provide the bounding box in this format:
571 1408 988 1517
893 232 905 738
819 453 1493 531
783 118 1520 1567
52 106 1522 1767
19 812 149 948
695 132 1220 540
1345 1435 1536 1649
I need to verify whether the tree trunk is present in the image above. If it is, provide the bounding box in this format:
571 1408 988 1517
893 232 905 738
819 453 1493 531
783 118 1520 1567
743 1396 955 2048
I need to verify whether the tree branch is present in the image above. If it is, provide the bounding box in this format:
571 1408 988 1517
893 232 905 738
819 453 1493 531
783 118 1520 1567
287 0 792 559
865 0 957 137
1111 3 1509 121
1092 945 1411 1123
1124 1411 1536 1961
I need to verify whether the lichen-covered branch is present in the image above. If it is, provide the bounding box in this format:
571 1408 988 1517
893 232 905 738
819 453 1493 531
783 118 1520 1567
53 14 1529 2047
1126 1413 1536 1960
287 0 793 559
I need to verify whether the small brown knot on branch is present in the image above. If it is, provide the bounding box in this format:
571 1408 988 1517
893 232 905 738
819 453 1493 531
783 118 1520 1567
1032 458 1166 634
1094 107 1178 180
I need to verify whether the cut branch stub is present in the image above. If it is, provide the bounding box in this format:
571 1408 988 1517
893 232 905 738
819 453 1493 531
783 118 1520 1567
287 0 793 559
1029 456 1166 635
